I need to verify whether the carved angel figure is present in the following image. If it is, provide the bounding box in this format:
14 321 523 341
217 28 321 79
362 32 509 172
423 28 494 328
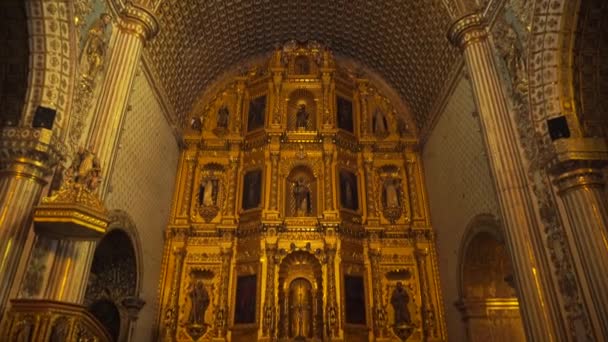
65 146 101 191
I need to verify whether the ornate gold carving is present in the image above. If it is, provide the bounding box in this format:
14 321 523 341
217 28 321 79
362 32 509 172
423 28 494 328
147 2 458 131
158 43 446 340
0 299 111 342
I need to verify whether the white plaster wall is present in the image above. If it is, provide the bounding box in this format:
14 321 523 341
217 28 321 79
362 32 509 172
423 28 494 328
422 75 500 341
104 68 179 342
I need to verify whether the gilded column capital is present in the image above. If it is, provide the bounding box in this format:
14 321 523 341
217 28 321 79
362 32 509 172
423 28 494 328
447 12 487 49
0 127 65 182
112 1 159 41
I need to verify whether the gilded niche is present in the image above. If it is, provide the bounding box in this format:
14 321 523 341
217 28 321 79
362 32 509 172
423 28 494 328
157 41 444 342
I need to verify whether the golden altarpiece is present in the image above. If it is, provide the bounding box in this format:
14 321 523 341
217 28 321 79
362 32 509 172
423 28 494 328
156 42 446 342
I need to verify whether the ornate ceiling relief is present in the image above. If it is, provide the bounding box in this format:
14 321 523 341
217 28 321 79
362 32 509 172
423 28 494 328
145 0 459 132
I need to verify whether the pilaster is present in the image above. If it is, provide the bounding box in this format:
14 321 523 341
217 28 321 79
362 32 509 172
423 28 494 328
448 13 566 341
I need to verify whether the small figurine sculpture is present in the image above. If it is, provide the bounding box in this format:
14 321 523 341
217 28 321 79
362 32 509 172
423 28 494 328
293 176 312 216
296 104 309 129
373 108 388 136
217 106 229 129
65 146 101 192
391 282 411 325
188 280 210 325
81 13 112 81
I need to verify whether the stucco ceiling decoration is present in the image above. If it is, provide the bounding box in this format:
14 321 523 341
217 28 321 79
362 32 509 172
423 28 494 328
145 0 459 131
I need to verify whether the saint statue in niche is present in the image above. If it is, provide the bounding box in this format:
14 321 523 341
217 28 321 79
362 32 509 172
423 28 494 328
188 280 210 325
217 105 229 129
247 96 266 132
199 179 218 207
339 171 358 210
292 176 312 216
337 97 354 132
242 170 262 210
372 108 388 136
296 104 309 129
382 178 401 209
390 282 411 325
81 13 112 81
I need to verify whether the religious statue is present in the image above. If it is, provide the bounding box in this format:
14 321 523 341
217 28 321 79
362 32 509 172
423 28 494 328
373 108 388 136
66 147 101 191
199 179 218 207
217 105 229 129
190 116 202 132
292 176 312 216
391 282 411 325
296 104 309 129
383 178 401 208
187 280 210 325
81 13 112 81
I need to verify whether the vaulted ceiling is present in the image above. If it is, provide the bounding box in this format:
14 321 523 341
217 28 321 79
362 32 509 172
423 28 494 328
145 0 460 131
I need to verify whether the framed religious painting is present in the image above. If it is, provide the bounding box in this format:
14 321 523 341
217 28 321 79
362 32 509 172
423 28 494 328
234 274 257 324
242 169 263 210
247 95 266 132
336 96 354 133
339 170 359 211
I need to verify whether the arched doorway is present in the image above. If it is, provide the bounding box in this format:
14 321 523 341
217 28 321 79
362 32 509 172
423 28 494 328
278 251 323 340
0 0 28 127
85 228 140 341
456 218 526 341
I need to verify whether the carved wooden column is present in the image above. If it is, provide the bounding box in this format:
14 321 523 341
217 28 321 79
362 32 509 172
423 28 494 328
357 80 369 136
415 246 437 340
233 78 246 134
269 151 280 212
0 128 61 314
163 247 186 342
263 244 277 338
325 248 339 338
223 156 240 223
363 154 378 223
368 248 387 338
216 247 232 338
552 160 608 338
448 13 566 341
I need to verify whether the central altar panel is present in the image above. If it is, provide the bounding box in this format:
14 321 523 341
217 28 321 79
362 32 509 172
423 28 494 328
155 41 446 342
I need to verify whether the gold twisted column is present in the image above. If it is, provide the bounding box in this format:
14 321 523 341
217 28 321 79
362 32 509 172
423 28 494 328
263 244 277 338
363 156 378 223
216 247 232 338
552 162 608 338
448 13 565 341
269 151 280 212
33 4 159 304
325 248 339 338
368 248 386 338
323 150 335 213
223 157 240 223
0 127 61 314
163 247 186 341
357 80 369 136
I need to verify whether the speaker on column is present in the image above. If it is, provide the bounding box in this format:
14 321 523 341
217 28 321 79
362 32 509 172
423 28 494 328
32 106 56 129
547 116 570 140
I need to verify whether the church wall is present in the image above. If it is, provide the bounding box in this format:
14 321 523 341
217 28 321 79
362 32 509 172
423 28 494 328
103 66 179 341
421 75 500 341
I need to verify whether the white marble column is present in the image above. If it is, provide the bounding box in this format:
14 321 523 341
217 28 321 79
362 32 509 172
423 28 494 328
448 13 566 341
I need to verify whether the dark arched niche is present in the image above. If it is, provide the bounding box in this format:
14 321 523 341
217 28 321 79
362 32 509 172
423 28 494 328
0 0 29 126
89 299 121 342
85 228 139 341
